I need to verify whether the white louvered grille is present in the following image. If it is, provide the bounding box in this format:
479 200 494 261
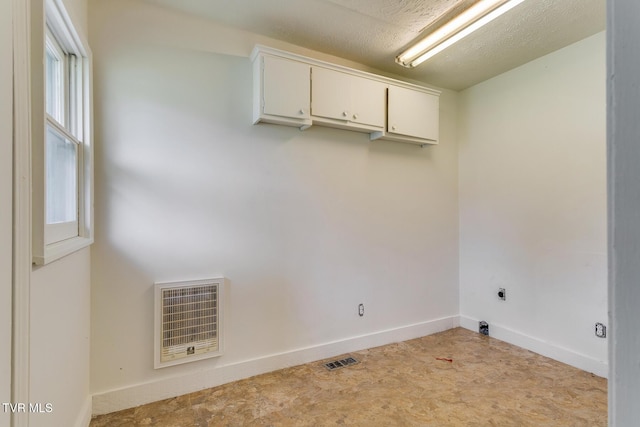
155 278 224 368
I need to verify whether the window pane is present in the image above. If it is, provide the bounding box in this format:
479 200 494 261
45 40 64 124
46 125 78 224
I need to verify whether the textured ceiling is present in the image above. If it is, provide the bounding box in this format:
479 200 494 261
142 0 605 90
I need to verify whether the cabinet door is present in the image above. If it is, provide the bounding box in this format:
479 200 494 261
349 76 385 128
262 55 310 119
312 67 385 129
311 66 351 121
387 85 439 141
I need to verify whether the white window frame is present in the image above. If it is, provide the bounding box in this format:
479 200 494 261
33 0 93 265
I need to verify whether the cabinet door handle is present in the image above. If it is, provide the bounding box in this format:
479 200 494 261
299 109 305 115
391 125 397 131
342 111 348 117
352 114 358 120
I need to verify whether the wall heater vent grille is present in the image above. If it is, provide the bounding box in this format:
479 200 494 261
154 278 225 369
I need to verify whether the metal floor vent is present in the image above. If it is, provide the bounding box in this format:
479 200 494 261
324 357 358 371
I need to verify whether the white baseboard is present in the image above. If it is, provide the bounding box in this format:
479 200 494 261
92 315 458 415
459 315 608 378
75 396 92 427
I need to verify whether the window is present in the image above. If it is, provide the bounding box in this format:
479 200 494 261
34 0 93 265
45 29 81 245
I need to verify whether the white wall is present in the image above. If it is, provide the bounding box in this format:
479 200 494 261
89 0 459 413
1 0 14 426
28 0 93 426
607 0 640 424
30 250 91 427
458 32 607 376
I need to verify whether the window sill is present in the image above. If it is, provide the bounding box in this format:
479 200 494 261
33 235 93 265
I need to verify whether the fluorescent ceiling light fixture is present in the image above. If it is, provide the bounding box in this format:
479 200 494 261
396 0 525 68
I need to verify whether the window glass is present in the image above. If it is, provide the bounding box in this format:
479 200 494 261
45 124 78 224
45 37 64 125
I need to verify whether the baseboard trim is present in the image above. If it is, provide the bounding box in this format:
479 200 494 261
459 315 608 378
92 315 459 415
75 396 93 427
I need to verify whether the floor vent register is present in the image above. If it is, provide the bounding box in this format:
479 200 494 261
324 357 359 371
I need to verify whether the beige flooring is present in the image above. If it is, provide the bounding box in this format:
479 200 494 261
90 328 607 426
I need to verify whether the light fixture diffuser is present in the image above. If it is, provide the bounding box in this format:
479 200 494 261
396 0 525 68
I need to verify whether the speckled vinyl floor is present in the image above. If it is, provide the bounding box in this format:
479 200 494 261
90 328 607 426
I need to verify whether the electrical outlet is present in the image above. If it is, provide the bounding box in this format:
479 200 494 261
358 303 364 317
595 323 607 338
498 288 506 301
479 321 489 336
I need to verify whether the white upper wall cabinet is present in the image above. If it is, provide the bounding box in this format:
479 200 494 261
251 45 440 146
253 54 312 130
311 66 386 131
386 85 439 142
